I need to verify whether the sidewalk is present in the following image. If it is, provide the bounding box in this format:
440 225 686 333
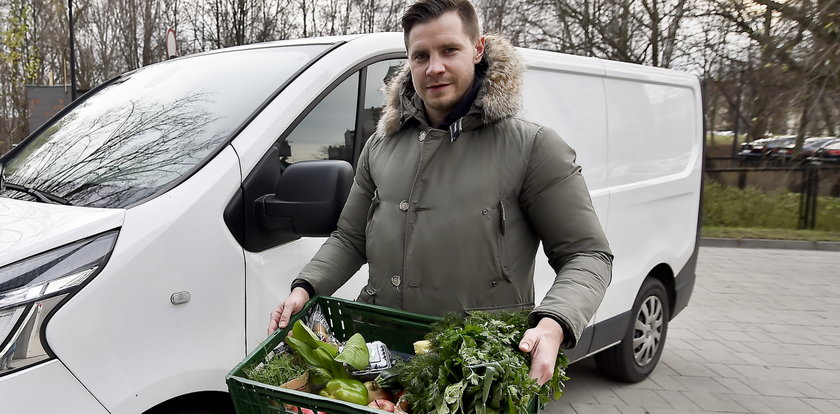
545 246 840 414
700 237 840 251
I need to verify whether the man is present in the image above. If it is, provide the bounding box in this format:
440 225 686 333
269 0 613 385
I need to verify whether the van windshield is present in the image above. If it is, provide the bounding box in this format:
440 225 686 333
0 44 328 208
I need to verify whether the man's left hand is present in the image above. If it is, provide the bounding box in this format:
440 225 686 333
518 317 564 385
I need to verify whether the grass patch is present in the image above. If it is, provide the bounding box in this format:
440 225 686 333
702 226 840 241
703 181 840 232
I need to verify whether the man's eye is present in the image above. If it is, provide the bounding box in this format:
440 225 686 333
413 54 428 61
444 48 457 54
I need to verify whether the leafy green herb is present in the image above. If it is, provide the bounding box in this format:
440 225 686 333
399 311 570 414
245 352 306 387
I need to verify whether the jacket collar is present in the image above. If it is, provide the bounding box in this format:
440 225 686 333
376 35 524 137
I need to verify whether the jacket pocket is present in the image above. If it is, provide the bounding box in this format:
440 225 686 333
356 284 377 305
365 190 380 234
496 200 512 282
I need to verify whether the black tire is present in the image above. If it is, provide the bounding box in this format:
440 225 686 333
143 392 235 414
595 277 670 383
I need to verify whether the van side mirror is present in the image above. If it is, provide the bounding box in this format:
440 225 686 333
254 160 353 237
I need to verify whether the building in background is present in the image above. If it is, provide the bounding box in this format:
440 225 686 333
26 85 82 133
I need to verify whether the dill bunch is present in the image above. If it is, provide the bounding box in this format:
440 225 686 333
245 352 306 387
399 311 569 414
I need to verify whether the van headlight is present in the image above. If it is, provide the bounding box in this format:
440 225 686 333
0 230 118 375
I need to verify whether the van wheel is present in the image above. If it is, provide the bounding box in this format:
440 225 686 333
143 392 234 414
595 277 669 383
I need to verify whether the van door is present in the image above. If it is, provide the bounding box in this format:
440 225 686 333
601 64 702 323
518 53 609 331
241 58 405 351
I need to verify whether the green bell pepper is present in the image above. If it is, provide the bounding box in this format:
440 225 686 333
319 378 369 406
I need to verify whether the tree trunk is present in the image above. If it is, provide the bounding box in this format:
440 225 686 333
142 0 154 65
795 86 811 156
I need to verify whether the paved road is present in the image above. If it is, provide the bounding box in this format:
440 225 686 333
545 246 840 414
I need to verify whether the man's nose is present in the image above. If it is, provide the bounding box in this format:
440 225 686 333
426 54 445 76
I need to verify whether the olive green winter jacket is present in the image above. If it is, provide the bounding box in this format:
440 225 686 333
296 35 612 348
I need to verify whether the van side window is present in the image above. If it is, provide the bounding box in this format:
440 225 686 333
282 72 360 165
357 59 405 150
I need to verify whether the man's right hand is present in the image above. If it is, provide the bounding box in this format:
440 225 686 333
268 287 310 335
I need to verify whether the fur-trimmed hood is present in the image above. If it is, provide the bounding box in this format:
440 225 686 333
376 34 524 136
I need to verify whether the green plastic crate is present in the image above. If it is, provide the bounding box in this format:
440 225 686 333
226 296 439 413
226 296 543 414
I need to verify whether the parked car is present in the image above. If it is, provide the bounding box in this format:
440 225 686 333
805 137 840 159
738 137 773 160
737 136 794 160
772 136 839 161
801 137 838 158
765 136 797 160
814 140 840 163
0 33 702 413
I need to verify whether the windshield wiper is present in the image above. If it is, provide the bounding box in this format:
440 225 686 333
3 182 73 205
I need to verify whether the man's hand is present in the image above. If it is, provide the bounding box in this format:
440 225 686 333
268 287 311 335
518 317 564 385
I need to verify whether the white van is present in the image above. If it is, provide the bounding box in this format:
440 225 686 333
0 32 701 413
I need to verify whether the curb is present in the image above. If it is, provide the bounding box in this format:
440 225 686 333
700 237 840 251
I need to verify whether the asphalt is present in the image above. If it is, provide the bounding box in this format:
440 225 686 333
544 246 840 414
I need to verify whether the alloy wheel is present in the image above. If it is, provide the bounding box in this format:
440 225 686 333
632 295 664 366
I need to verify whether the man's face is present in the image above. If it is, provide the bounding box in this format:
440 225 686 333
406 11 485 125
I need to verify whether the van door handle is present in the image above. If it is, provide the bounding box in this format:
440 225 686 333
170 291 191 305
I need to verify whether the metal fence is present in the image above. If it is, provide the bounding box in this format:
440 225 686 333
704 157 840 229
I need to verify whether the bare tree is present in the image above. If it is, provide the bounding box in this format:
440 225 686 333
517 0 692 67
717 0 840 149
0 0 40 152
2 0 837 156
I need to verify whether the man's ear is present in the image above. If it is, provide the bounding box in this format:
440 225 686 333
474 36 486 64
